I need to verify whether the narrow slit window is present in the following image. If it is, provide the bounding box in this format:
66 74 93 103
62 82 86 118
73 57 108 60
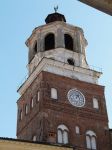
25 104 28 115
31 98 34 108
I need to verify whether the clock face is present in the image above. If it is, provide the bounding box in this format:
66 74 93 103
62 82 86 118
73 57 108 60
67 89 85 107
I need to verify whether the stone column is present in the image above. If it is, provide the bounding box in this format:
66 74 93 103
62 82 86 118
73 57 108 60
56 28 65 48
73 31 79 52
28 47 34 63
37 31 44 52
37 37 41 52
76 30 82 53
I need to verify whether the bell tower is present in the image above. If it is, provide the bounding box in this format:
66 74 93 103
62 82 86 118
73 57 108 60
17 11 110 150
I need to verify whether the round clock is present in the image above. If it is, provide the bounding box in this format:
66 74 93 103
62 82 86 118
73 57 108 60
67 89 85 107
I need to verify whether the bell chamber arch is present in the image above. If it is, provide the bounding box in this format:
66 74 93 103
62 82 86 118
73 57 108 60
26 21 88 66
45 33 55 50
64 34 73 50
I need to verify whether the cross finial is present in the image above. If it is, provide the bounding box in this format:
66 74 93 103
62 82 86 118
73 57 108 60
54 5 58 13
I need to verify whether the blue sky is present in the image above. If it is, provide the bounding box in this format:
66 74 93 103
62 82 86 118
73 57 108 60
0 0 112 138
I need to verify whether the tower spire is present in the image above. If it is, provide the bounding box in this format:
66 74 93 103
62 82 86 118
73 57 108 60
54 5 58 13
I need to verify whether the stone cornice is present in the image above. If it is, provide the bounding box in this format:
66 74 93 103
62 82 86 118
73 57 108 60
18 57 102 95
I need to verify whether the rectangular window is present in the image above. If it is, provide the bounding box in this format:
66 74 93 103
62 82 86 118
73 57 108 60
51 88 57 99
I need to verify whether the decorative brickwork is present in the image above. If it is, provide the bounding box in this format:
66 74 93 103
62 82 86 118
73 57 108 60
17 71 110 149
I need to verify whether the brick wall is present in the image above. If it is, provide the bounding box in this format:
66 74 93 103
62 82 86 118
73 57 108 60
17 71 110 149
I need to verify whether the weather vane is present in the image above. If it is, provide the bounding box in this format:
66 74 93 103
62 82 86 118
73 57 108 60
54 5 58 13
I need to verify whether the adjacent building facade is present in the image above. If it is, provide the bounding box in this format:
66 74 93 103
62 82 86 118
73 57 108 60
16 12 111 150
0 138 73 150
79 0 112 15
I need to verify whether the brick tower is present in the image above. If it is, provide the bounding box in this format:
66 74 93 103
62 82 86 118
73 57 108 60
17 11 110 150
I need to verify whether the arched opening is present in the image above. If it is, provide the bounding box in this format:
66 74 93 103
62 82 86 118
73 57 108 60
57 124 69 144
91 136 97 149
25 104 28 115
51 88 58 99
86 130 97 150
45 33 55 50
31 98 34 108
63 130 68 144
93 98 99 109
86 135 91 149
75 126 80 134
32 135 37 141
34 42 37 53
57 129 63 143
64 34 73 50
